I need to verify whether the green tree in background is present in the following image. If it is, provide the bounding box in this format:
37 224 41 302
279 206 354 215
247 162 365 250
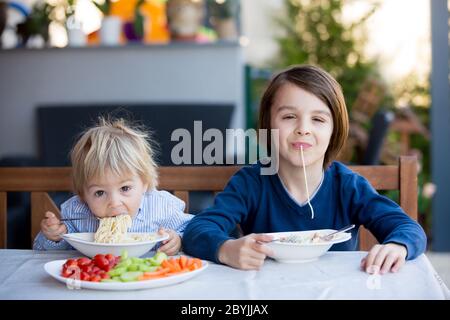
275 0 381 111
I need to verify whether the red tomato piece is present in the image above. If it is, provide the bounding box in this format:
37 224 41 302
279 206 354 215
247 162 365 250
80 272 91 281
77 257 91 266
90 275 101 282
64 259 78 268
94 256 110 270
81 264 93 273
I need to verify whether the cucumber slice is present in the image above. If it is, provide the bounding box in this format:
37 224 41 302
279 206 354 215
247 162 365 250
131 257 143 264
139 265 158 272
152 252 168 265
116 259 132 269
120 271 143 282
128 264 140 272
146 257 158 266
108 266 127 277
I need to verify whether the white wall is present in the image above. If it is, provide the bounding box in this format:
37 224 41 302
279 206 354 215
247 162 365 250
0 44 244 159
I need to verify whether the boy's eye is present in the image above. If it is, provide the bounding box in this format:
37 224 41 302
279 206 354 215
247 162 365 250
94 190 104 197
121 186 131 192
282 114 296 120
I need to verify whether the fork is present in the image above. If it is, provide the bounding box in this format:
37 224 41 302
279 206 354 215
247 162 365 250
44 216 99 222
46 213 129 222
320 224 355 241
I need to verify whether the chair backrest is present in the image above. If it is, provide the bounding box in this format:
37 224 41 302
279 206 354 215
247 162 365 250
0 156 418 250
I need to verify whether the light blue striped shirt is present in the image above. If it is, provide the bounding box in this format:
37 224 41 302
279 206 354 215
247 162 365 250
33 190 193 250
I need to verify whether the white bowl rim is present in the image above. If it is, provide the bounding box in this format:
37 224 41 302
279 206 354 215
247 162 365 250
265 229 352 247
62 232 169 247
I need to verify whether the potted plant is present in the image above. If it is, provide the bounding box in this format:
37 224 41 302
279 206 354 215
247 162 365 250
92 0 122 45
16 1 54 47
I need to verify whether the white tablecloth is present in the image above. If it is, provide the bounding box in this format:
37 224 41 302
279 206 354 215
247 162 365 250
0 250 448 300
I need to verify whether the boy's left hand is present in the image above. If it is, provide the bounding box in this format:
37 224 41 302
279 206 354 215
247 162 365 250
157 227 181 256
361 243 407 275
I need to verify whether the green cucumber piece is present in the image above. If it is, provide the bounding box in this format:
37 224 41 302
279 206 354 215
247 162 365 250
139 265 158 272
152 252 168 265
108 266 127 277
120 271 143 282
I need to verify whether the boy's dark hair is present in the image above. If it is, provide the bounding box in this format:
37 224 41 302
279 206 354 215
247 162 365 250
258 64 349 169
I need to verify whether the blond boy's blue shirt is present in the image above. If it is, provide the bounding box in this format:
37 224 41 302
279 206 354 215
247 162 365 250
33 190 193 250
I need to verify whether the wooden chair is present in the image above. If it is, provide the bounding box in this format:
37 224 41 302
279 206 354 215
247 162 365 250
0 156 418 250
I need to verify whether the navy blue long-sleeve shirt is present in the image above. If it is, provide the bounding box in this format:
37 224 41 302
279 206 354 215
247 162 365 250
182 161 427 263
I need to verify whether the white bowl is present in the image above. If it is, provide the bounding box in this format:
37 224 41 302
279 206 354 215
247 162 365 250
61 232 169 258
265 229 352 263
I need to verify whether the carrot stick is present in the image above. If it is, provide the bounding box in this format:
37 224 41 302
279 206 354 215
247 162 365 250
169 259 182 272
143 268 170 277
193 258 202 269
179 256 188 269
161 260 172 269
138 274 167 281
186 258 195 269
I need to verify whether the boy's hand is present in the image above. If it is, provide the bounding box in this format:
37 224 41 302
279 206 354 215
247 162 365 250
41 211 67 242
361 243 407 274
218 233 274 270
157 228 181 256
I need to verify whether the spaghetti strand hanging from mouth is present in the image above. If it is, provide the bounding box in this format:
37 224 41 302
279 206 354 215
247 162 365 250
300 145 315 219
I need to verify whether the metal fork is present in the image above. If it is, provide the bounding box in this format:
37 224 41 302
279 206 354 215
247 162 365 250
320 224 355 241
45 216 99 222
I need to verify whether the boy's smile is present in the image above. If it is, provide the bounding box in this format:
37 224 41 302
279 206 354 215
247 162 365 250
82 169 149 219
270 83 334 170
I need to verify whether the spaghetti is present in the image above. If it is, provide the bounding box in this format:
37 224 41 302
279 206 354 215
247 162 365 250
94 214 157 243
94 214 132 243
300 145 315 219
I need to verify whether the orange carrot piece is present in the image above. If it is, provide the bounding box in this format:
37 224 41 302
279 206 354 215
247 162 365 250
186 258 195 268
166 269 189 276
138 274 167 281
161 260 172 269
179 256 188 269
193 258 202 269
170 259 182 272
188 264 198 271
143 268 170 277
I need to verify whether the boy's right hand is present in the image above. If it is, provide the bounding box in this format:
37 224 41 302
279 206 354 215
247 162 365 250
40 211 67 242
218 233 274 270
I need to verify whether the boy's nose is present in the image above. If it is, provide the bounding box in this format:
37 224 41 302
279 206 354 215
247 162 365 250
295 123 311 136
108 194 122 206
294 118 311 136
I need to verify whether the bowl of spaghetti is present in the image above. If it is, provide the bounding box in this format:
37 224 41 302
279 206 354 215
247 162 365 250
265 229 352 263
61 215 169 258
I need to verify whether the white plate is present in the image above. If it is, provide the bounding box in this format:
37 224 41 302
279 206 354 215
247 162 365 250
266 229 352 263
44 259 208 291
61 233 169 258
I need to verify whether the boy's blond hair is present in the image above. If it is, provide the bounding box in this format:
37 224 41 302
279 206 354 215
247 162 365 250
70 117 158 198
